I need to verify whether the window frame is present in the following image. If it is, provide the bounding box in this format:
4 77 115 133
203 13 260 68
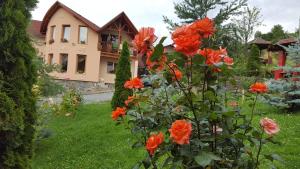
78 26 88 44
59 53 68 73
107 61 117 74
61 25 71 42
49 25 56 43
48 53 54 65
76 54 87 74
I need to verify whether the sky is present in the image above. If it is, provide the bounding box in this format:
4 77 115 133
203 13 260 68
31 0 300 44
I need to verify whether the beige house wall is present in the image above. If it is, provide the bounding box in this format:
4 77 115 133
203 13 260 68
99 57 138 84
45 8 101 82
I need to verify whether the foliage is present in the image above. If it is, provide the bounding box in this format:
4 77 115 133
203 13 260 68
255 25 289 43
35 101 57 142
264 44 300 111
111 41 133 109
246 44 262 76
112 20 281 169
0 0 38 168
60 89 83 116
33 57 64 97
231 6 262 44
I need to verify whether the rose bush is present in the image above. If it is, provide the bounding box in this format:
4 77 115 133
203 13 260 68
112 18 281 169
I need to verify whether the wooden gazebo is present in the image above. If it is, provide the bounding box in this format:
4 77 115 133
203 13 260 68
249 37 298 79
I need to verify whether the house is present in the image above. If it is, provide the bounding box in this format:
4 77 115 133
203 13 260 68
28 1 138 87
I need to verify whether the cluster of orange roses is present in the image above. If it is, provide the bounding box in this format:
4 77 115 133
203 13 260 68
111 17 280 156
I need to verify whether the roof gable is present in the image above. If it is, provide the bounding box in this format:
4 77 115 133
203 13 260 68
40 1 100 34
98 12 138 38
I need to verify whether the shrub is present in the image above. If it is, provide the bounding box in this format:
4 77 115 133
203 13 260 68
0 1 38 168
111 41 133 109
111 19 281 169
263 44 300 111
60 89 83 116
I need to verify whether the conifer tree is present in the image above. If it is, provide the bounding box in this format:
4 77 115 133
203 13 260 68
246 44 261 76
111 41 132 109
0 0 38 168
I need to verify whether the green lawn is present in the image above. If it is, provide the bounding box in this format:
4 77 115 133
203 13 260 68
32 102 144 169
32 102 300 169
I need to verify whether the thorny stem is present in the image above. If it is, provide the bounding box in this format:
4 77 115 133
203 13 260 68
250 94 258 126
166 63 201 139
254 130 264 169
137 101 158 169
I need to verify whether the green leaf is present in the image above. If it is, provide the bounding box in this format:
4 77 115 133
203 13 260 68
223 111 235 117
194 152 221 167
159 36 167 44
264 154 283 162
132 162 142 169
162 156 173 168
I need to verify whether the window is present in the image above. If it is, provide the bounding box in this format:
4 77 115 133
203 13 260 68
49 25 56 43
48 54 53 65
107 62 117 74
62 25 70 42
76 55 86 74
60 54 68 73
79 26 88 44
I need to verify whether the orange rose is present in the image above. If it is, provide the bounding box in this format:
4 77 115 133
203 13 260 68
260 117 280 136
111 107 126 120
146 132 164 155
172 25 201 56
133 27 157 54
223 56 234 66
249 82 268 93
124 77 144 89
172 69 183 81
125 96 135 106
198 48 222 65
190 17 215 38
169 120 192 145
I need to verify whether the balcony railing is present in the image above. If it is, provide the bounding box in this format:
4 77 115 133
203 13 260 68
98 41 137 57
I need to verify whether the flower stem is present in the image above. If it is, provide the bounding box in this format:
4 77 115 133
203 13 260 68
254 130 264 169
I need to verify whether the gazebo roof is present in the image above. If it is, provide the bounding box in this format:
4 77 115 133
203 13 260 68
276 37 297 45
248 37 271 50
249 37 272 45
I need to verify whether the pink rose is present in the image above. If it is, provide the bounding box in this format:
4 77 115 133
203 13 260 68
260 117 280 136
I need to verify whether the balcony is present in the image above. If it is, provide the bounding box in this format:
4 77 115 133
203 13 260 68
98 41 137 59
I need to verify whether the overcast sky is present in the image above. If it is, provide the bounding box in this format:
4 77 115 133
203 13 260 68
31 0 300 44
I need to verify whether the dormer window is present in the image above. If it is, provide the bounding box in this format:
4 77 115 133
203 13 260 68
62 25 70 42
49 25 56 43
79 26 88 44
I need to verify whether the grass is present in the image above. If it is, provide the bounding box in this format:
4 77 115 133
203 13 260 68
32 101 300 169
242 101 300 169
32 102 144 169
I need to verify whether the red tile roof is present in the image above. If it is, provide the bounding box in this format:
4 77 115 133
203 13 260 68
276 37 297 45
27 20 45 39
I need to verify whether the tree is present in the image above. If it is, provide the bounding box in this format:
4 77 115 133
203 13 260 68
0 0 38 168
246 44 261 76
111 41 133 109
231 6 262 44
255 25 288 43
270 25 287 43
